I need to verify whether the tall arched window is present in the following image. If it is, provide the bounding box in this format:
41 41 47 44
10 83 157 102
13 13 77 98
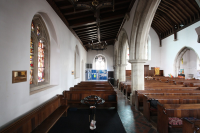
30 15 50 90
74 45 80 78
144 35 151 60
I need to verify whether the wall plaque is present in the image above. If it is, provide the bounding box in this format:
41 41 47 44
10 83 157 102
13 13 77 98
12 70 27 83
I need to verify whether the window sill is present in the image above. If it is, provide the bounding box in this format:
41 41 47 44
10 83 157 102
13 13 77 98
30 84 57 95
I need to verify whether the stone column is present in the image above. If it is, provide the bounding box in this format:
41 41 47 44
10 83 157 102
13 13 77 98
113 65 119 86
118 64 127 82
129 60 146 106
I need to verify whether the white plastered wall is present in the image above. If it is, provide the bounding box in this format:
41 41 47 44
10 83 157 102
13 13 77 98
160 21 200 77
0 0 87 128
87 45 114 71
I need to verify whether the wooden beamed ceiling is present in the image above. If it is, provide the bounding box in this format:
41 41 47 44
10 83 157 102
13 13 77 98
47 0 135 50
152 0 200 40
47 0 200 50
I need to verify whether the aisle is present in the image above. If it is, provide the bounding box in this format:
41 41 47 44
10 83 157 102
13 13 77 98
115 88 157 133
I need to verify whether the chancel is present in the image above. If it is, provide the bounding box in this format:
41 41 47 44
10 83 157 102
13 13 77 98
1 0 200 133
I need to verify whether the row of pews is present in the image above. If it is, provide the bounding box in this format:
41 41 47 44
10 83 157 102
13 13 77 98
64 81 117 109
0 81 117 133
135 77 200 133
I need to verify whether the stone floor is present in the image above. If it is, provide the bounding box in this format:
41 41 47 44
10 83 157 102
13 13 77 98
115 87 157 133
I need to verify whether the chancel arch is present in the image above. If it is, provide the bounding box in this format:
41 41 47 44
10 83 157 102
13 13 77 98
174 47 200 79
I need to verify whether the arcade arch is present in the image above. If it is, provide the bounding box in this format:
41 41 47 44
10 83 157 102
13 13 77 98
117 29 129 82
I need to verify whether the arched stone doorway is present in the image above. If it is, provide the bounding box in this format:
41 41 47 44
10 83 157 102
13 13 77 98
174 47 200 79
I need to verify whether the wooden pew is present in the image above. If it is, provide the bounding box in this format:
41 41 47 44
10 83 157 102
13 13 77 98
145 86 199 90
182 118 200 133
75 84 111 87
70 86 114 91
143 95 200 121
63 90 117 109
125 84 131 99
117 79 119 88
0 95 69 133
135 90 200 110
157 103 200 133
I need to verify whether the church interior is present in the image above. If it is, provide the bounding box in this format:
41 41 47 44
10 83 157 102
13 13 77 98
1 0 200 132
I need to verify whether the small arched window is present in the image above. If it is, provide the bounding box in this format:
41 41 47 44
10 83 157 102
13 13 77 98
30 15 50 91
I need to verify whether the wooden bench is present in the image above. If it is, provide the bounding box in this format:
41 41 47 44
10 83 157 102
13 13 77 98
143 95 200 121
135 90 200 110
0 95 69 133
157 103 200 133
63 90 117 109
182 118 200 133
70 86 114 91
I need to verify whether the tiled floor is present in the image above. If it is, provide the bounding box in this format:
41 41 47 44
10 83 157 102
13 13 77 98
115 87 157 133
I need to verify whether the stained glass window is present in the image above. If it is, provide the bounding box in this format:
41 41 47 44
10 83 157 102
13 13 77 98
30 38 34 84
31 22 34 32
38 40 45 82
30 15 50 91
37 26 40 35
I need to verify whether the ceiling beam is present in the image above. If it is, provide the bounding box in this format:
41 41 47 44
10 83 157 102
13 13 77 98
47 0 86 50
179 0 196 16
67 13 94 21
116 0 136 40
170 0 191 22
78 29 118 37
70 14 124 28
63 9 90 16
160 3 185 23
76 24 120 35
162 0 188 20
157 8 179 24
73 19 122 32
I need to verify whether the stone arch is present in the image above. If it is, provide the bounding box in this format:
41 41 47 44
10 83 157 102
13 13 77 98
128 0 160 106
129 0 160 60
174 46 199 78
117 29 129 82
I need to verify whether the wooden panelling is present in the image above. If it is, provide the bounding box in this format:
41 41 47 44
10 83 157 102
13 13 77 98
126 70 131 76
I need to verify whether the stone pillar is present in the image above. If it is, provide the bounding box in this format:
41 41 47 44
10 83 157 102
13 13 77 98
129 60 146 106
113 65 119 86
118 64 127 82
